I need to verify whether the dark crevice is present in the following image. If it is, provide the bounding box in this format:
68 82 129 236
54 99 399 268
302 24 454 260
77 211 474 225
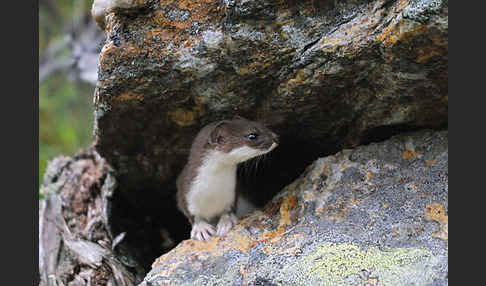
109 186 190 272
238 134 341 207
360 122 448 146
107 122 448 274
301 37 322 54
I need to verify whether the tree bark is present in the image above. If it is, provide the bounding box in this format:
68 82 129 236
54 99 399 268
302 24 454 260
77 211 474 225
39 148 145 286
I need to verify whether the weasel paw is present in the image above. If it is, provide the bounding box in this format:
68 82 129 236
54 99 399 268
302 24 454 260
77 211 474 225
191 221 216 241
216 212 238 236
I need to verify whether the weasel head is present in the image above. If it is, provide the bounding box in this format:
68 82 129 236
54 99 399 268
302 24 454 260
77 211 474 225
207 116 279 164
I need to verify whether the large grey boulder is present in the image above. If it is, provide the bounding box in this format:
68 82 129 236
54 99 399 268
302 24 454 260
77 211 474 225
93 0 448 198
141 130 448 285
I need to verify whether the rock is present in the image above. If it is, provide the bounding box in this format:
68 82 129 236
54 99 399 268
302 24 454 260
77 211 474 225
141 130 448 285
92 0 147 30
93 0 448 200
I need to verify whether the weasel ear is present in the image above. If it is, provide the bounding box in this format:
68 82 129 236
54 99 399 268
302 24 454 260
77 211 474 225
209 121 226 146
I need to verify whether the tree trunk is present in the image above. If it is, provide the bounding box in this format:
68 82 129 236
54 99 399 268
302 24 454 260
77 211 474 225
39 148 147 286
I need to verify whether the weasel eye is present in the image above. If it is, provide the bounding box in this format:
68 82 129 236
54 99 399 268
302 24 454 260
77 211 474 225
247 133 258 140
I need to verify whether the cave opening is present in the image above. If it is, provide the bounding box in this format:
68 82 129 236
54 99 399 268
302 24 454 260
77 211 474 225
105 121 448 273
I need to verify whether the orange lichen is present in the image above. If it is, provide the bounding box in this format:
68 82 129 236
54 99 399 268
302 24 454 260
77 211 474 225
378 17 427 48
278 194 298 227
286 69 309 88
416 47 442 63
258 227 286 254
249 240 258 249
260 225 286 242
402 150 420 160
123 44 143 56
253 195 301 254
365 172 373 183
127 0 225 51
425 203 448 224
424 203 448 242
152 203 305 276
376 21 397 46
168 108 198 126
366 278 378 285
115 91 144 102
153 229 255 275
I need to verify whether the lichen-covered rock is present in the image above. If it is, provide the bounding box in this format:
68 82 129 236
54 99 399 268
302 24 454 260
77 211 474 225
93 0 448 196
141 130 448 285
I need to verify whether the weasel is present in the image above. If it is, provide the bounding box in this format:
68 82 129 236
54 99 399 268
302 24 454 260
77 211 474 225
176 116 279 241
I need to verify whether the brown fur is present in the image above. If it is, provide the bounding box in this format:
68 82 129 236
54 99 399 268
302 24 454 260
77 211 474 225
176 117 278 225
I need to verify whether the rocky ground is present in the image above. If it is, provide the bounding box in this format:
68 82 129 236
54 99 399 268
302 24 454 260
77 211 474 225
141 130 448 285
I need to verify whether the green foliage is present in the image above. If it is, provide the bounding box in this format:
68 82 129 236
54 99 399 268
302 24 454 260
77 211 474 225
39 75 94 189
39 1 94 192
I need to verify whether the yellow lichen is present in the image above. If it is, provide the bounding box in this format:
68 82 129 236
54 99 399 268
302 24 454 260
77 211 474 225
303 242 438 285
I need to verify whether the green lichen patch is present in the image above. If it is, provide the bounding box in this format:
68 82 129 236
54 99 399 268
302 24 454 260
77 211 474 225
279 242 440 286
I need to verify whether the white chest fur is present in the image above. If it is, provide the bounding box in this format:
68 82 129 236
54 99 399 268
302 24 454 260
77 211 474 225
186 150 238 220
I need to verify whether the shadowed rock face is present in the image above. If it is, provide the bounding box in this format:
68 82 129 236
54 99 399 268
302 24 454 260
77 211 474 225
140 130 448 285
94 0 448 199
